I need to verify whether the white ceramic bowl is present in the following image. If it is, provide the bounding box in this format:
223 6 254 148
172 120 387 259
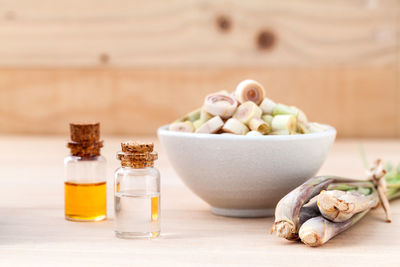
158 125 336 217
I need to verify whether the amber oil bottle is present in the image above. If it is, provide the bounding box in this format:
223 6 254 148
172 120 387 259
64 122 107 222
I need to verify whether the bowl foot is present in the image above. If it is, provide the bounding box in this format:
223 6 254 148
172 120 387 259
210 207 274 218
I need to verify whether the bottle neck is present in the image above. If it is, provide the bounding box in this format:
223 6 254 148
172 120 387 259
67 140 103 158
117 150 157 168
120 159 155 168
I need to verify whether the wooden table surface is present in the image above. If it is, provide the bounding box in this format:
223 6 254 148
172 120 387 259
0 136 399 266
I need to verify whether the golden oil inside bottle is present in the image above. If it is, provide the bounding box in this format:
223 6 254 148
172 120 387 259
64 181 107 221
151 195 160 237
151 196 159 221
116 182 120 193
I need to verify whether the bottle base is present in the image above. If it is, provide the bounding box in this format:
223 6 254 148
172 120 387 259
115 231 160 239
65 214 107 222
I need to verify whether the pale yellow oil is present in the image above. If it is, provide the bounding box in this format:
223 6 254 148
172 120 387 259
114 191 160 238
115 183 158 222
151 196 159 222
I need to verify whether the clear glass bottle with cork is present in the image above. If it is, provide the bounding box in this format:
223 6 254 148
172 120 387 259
114 141 160 238
64 122 107 222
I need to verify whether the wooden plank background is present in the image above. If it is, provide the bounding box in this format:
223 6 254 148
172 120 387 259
0 0 399 137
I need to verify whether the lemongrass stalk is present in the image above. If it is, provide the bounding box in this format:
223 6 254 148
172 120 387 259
317 188 379 222
273 160 400 247
299 196 320 226
299 210 369 247
271 176 336 240
272 176 375 241
327 183 358 191
298 160 399 247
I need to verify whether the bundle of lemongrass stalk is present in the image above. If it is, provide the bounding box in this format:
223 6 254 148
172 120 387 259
271 159 400 247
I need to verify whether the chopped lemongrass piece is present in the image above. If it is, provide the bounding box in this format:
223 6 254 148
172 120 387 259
193 119 205 130
259 98 276 115
187 109 201 122
233 101 262 124
271 115 297 133
193 109 213 129
317 189 379 222
297 121 309 134
169 121 195 132
200 108 213 121
195 116 224 134
246 130 263 136
261 114 273 125
234 80 265 105
203 93 238 119
168 80 324 136
273 104 299 117
222 118 249 135
248 118 271 134
299 210 369 247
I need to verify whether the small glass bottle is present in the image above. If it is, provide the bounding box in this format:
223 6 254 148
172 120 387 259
114 141 160 238
64 122 107 222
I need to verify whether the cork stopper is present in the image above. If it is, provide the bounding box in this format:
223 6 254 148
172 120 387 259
70 122 100 142
121 141 154 153
117 141 157 168
67 122 103 158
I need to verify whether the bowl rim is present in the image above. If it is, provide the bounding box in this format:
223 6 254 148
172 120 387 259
158 123 336 141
